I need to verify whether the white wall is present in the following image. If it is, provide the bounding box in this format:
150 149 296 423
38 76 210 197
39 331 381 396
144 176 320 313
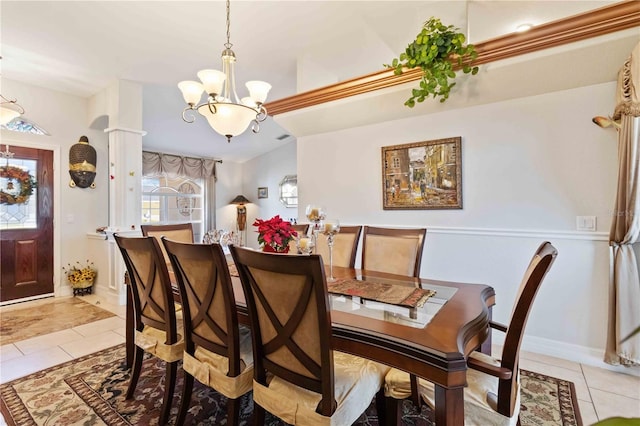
240 141 298 249
1 79 109 297
289 81 631 370
214 160 244 239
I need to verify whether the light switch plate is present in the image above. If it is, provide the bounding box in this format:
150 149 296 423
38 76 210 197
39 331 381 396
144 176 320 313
576 216 596 231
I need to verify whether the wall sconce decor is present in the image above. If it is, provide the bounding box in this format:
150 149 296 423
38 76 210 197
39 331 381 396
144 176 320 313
69 136 97 189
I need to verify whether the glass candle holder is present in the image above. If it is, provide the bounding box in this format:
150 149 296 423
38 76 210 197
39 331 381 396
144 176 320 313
322 219 340 282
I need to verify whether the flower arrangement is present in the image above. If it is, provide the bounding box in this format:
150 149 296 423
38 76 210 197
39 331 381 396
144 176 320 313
63 260 97 288
253 215 297 253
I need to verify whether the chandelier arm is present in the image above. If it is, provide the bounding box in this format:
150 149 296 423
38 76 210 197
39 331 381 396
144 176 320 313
251 119 260 134
256 105 268 122
182 107 197 123
207 101 218 115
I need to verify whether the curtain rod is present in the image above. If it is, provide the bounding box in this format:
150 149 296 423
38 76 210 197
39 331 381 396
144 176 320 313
142 150 223 164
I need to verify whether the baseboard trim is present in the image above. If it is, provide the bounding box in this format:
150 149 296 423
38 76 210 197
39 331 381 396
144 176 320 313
492 333 640 376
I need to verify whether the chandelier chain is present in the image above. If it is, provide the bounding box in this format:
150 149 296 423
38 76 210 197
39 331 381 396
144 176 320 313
225 0 232 49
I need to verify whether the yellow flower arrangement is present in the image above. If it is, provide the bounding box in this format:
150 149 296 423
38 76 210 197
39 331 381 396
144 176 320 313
63 260 97 288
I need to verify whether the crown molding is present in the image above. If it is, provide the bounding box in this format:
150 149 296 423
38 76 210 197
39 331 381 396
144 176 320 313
265 1 640 116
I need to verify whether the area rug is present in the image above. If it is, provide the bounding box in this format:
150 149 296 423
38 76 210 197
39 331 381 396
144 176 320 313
0 297 115 345
0 344 582 426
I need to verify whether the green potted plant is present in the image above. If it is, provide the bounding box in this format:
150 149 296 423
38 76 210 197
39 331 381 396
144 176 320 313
386 17 479 106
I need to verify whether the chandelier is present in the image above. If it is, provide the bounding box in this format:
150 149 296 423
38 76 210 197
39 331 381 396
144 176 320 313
178 0 271 143
0 95 25 125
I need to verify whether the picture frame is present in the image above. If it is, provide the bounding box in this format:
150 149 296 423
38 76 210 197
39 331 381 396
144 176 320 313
382 137 462 210
257 187 268 199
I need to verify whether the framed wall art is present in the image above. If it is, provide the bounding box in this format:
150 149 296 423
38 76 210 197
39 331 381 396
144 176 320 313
257 187 268 199
382 137 462 210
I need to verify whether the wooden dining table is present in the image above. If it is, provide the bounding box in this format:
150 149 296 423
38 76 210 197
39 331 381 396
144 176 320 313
125 263 495 426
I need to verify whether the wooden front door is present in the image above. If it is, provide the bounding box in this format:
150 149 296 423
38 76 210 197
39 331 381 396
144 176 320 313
1 146 54 302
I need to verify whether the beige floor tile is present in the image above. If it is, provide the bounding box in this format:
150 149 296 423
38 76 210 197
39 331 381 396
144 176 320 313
72 316 126 337
0 344 23 362
112 327 127 338
0 346 73 383
519 349 582 372
78 295 127 318
590 388 640 420
13 329 84 355
519 358 591 402
577 399 600 425
59 330 124 358
582 364 640 400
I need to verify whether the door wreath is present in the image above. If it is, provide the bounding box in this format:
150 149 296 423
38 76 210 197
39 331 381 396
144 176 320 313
0 165 37 205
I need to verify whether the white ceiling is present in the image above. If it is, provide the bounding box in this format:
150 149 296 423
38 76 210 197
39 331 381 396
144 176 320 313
0 0 632 162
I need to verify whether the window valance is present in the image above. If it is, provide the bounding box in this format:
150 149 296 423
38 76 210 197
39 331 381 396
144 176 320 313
142 151 219 180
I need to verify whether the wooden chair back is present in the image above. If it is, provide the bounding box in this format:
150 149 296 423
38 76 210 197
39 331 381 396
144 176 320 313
162 238 242 373
230 246 338 416
114 234 178 342
361 226 426 277
288 224 310 253
291 223 310 236
141 223 194 265
493 241 558 417
315 225 362 268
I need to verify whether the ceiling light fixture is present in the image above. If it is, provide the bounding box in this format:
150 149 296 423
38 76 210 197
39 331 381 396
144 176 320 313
0 95 25 125
178 0 271 143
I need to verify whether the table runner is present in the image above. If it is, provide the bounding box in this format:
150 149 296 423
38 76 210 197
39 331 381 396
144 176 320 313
327 279 435 308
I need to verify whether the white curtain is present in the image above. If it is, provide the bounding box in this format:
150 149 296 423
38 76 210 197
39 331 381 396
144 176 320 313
142 151 220 234
605 42 640 366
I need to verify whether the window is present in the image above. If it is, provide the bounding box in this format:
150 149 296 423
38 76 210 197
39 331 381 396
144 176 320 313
141 176 204 242
1 118 49 136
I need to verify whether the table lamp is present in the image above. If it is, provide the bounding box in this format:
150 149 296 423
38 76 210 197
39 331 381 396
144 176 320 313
230 194 250 232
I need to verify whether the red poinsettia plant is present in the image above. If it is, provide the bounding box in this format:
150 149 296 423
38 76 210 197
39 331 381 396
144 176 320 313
253 215 297 253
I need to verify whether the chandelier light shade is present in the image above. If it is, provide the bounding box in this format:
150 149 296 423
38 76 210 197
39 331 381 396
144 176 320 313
179 0 271 143
0 95 25 125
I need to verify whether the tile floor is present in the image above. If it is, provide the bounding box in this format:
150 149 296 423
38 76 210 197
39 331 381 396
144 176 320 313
1 295 639 425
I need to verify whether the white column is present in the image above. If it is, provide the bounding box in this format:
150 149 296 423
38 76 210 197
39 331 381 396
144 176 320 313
86 80 146 305
106 127 145 231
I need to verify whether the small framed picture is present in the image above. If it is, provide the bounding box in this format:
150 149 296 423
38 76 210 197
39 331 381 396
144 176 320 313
258 187 268 199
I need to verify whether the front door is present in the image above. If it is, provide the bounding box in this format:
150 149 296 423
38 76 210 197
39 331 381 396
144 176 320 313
1 146 54 302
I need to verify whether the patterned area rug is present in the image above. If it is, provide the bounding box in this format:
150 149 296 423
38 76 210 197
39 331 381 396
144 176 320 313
0 297 116 345
0 344 582 426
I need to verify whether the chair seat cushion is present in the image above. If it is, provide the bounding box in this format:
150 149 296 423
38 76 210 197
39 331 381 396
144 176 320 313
135 323 185 363
183 325 254 399
385 352 520 426
253 351 390 426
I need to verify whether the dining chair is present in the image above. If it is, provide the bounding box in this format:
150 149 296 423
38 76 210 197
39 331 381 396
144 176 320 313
141 223 194 264
229 245 391 426
288 223 310 253
162 238 253 425
384 241 558 426
361 226 426 277
114 234 184 425
315 225 362 268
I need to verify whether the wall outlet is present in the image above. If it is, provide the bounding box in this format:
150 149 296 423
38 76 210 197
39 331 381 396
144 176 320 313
576 216 596 231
